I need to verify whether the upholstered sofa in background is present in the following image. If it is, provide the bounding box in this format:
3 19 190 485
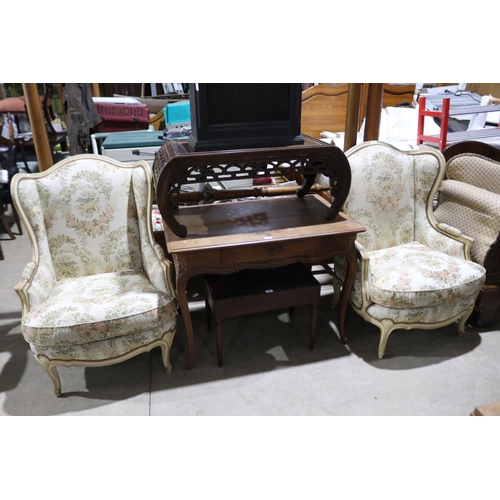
435 141 500 326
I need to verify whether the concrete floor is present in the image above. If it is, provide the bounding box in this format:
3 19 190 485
1 199 500 417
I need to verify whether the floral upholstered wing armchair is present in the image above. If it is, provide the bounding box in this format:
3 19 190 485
11 154 178 396
333 141 485 358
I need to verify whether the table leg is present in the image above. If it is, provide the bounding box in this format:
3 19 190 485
175 269 195 370
338 250 357 344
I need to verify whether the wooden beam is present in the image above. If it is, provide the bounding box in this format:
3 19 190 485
344 83 363 151
91 83 101 97
22 83 53 172
363 83 384 142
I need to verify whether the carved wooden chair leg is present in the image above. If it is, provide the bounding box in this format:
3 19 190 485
377 320 396 359
160 341 173 374
458 304 474 336
35 355 62 397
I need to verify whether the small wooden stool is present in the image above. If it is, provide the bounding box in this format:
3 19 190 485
203 263 321 367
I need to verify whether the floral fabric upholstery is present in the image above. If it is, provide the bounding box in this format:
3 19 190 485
333 141 486 358
344 143 465 257
12 155 177 383
344 144 415 251
366 242 484 308
366 299 479 326
335 241 484 313
21 158 146 280
22 270 177 348
30 320 176 362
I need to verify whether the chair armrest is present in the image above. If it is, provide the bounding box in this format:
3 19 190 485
14 261 54 316
354 241 373 306
131 165 177 301
355 240 368 257
153 242 176 299
436 222 463 238
141 239 177 301
14 262 36 312
425 221 473 260
416 209 472 260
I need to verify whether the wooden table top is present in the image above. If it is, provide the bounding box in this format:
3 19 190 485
166 194 365 253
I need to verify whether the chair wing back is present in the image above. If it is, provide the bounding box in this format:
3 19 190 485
13 178 57 310
412 151 452 249
344 142 418 251
345 142 449 253
15 156 146 281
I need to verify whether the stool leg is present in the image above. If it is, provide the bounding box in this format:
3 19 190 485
1 214 16 240
11 203 22 235
309 303 319 350
215 320 224 367
205 297 212 331
19 145 31 173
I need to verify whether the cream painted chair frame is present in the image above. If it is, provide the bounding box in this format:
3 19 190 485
12 154 178 396
333 141 485 358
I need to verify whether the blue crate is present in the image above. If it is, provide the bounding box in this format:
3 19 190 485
163 101 190 125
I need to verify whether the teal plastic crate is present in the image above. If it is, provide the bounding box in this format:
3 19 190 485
163 101 190 125
101 130 165 150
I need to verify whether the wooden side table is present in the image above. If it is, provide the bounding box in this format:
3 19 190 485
165 194 365 369
203 263 321 367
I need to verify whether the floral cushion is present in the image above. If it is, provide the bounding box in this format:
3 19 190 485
29 324 176 362
22 270 178 347
367 242 485 308
366 300 478 325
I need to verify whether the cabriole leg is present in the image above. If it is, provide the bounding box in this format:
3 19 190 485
35 355 62 397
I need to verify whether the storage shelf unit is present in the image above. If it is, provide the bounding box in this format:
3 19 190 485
417 96 500 150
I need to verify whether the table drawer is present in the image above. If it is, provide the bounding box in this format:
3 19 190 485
221 238 320 266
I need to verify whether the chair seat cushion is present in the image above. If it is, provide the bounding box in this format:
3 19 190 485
22 270 177 347
368 242 485 309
